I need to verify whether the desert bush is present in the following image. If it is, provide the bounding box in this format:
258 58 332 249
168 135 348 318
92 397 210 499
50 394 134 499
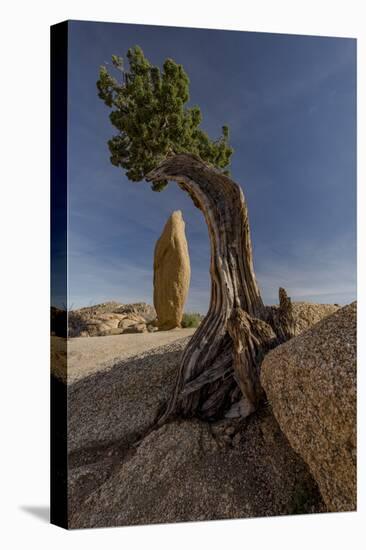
51 306 67 337
68 311 89 338
181 312 203 328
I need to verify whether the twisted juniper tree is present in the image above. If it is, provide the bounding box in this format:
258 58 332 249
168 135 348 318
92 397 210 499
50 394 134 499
97 46 294 422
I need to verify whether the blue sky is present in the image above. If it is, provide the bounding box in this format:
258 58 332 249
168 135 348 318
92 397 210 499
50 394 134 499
67 21 356 313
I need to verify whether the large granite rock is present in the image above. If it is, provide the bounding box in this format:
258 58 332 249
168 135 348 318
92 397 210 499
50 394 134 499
266 301 340 338
69 409 323 528
261 302 356 512
291 302 340 336
68 330 325 529
67 338 191 454
153 210 191 330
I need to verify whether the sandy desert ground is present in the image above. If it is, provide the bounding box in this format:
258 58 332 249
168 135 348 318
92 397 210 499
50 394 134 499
66 328 196 383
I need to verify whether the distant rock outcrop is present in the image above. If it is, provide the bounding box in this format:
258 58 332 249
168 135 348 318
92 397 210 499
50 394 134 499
153 210 191 330
66 300 338 338
261 302 356 512
68 302 156 337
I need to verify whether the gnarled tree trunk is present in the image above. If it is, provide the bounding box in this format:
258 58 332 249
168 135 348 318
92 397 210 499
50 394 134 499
147 153 294 423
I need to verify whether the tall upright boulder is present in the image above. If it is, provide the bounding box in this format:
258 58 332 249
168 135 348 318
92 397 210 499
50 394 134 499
154 210 191 330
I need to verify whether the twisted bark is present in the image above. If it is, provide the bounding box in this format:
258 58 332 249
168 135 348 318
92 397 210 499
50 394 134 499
147 153 292 422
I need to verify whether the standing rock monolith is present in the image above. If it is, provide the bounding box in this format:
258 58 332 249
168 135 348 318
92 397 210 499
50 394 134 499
153 210 191 330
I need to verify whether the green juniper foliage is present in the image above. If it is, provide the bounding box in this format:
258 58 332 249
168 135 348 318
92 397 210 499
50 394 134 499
97 46 233 191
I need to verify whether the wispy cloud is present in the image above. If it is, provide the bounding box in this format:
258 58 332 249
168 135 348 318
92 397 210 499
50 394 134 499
68 237 153 308
255 233 356 305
